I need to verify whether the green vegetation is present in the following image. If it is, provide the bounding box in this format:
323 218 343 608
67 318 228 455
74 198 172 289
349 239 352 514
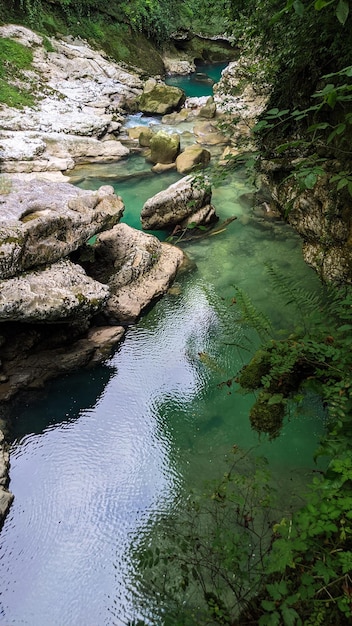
0 37 35 107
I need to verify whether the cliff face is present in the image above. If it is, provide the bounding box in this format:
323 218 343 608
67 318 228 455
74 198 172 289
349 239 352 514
258 161 352 284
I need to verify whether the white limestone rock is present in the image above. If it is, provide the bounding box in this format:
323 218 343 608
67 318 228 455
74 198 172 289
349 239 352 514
0 259 109 323
141 175 217 230
92 223 185 323
0 178 124 279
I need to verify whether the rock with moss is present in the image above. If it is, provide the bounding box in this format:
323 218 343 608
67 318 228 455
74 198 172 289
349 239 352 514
199 96 217 119
237 349 272 389
149 130 180 165
249 391 286 439
138 79 186 115
0 259 109 323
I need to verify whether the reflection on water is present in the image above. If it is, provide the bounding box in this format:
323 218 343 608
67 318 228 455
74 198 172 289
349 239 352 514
0 102 326 625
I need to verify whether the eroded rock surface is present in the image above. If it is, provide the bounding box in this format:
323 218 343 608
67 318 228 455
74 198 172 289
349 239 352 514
0 259 109 323
141 175 217 230
83 223 185 323
0 24 143 174
0 178 124 278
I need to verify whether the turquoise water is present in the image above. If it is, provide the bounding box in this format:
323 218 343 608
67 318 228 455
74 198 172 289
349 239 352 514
0 75 326 625
165 61 228 97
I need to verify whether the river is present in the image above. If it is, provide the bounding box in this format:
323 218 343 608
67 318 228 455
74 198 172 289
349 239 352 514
0 65 325 625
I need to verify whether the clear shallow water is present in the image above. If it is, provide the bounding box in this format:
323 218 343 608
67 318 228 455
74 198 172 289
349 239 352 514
0 79 326 624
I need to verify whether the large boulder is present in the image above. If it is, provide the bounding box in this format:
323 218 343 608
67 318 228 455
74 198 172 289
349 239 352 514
176 145 211 174
199 96 217 119
149 130 180 164
0 178 124 279
87 223 185 323
138 78 185 115
193 120 229 145
0 259 109 323
141 175 217 230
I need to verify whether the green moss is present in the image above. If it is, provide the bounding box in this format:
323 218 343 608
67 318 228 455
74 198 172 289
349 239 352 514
0 177 12 195
42 35 55 53
0 38 33 75
20 212 40 223
249 391 286 439
0 236 23 245
237 349 272 390
0 38 35 108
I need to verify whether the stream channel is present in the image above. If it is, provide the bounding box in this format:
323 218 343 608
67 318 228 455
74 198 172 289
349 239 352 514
0 65 325 625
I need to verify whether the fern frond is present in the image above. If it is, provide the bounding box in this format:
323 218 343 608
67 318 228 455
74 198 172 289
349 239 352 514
233 286 272 341
265 264 322 312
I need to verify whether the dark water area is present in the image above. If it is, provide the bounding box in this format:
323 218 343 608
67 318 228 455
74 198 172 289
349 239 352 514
0 67 327 625
165 61 227 97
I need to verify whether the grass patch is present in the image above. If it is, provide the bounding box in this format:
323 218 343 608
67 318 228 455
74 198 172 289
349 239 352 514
0 37 36 108
0 38 33 75
0 78 35 107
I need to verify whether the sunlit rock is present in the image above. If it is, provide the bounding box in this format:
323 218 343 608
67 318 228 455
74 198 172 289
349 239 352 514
193 120 229 145
141 175 217 230
149 130 180 164
176 145 211 174
138 78 186 115
0 178 124 279
0 259 109 323
88 223 185 323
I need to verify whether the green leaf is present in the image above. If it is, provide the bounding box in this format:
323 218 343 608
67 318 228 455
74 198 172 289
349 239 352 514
336 0 349 24
281 605 300 626
253 120 270 132
293 0 304 15
261 600 277 611
337 178 349 190
268 393 284 405
304 172 317 188
314 0 332 9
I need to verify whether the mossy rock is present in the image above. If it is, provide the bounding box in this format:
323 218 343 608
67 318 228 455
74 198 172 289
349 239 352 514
149 130 180 164
237 349 272 390
139 80 186 115
249 391 286 439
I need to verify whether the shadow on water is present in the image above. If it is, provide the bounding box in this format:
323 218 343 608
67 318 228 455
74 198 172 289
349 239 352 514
6 364 116 442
